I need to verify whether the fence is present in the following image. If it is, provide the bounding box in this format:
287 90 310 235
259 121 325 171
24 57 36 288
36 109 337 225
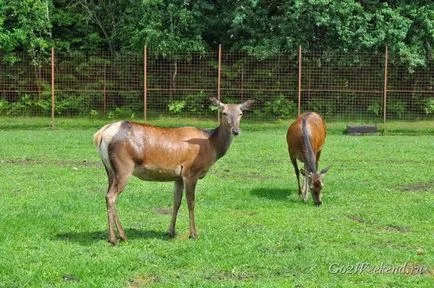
0 47 433 126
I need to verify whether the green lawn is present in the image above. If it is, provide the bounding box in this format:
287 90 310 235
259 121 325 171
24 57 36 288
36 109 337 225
0 118 433 287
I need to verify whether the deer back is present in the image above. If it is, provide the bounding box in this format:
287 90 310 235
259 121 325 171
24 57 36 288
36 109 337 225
94 121 217 181
286 112 326 170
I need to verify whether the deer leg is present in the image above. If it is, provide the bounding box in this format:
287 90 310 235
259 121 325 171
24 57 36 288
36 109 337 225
290 156 301 195
184 177 198 239
105 165 131 245
316 150 322 170
167 178 184 238
106 184 120 245
302 165 309 202
302 176 309 202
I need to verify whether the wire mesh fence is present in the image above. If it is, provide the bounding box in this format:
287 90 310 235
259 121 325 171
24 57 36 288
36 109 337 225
300 51 386 121
0 48 433 124
147 51 218 118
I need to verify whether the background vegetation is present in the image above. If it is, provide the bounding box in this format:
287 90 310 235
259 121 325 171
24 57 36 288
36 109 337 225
0 1 433 120
1 0 433 64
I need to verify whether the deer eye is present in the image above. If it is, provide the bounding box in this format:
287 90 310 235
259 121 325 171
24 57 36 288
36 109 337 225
222 112 228 116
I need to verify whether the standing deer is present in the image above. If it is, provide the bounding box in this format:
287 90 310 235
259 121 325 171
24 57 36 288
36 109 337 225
93 97 255 245
286 112 330 206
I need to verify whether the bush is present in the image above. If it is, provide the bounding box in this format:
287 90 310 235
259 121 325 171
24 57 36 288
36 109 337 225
168 100 186 114
388 100 406 119
264 95 296 118
0 99 10 115
4 94 51 116
307 98 335 117
367 101 381 117
424 98 434 115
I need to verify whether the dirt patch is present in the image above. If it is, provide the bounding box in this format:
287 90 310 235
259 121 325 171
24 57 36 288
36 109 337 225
398 182 434 193
347 214 368 224
154 208 172 215
62 274 79 283
384 225 411 233
232 210 258 217
401 263 432 276
215 169 276 180
1 158 36 165
0 158 102 168
205 270 258 282
128 275 159 287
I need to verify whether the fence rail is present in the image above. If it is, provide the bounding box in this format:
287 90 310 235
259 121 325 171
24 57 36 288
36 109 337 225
0 47 433 126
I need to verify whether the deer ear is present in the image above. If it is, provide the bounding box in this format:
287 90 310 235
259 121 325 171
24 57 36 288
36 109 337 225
240 99 255 111
320 166 330 175
209 97 225 110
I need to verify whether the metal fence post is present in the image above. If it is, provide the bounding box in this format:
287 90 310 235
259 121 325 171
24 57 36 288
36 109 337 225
383 46 388 124
51 47 55 128
144 46 147 122
298 46 302 116
103 62 107 115
217 44 222 123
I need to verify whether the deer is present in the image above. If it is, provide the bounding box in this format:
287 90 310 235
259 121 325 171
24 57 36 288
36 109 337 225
93 97 255 245
286 112 330 206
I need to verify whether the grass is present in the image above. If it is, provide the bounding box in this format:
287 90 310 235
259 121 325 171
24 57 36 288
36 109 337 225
0 116 433 135
0 118 433 287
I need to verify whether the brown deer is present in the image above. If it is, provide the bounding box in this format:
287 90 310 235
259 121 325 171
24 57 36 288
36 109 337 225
93 97 255 244
286 112 330 206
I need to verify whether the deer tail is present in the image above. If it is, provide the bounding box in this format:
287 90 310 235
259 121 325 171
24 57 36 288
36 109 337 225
93 123 115 174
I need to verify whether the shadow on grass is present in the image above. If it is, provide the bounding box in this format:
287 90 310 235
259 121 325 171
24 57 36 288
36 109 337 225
250 187 297 201
55 228 168 246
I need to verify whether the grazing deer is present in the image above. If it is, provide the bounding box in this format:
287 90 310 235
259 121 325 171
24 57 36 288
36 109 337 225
286 112 330 205
93 97 255 244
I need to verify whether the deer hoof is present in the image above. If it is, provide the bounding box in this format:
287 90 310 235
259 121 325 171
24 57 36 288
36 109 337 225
108 238 118 246
166 231 176 238
189 232 198 240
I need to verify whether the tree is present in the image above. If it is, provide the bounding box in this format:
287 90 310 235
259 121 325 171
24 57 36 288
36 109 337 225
0 0 53 63
219 0 433 66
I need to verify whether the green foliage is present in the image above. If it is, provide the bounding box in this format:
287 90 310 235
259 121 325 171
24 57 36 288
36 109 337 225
1 1 433 122
264 95 296 118
388 100 407 118
367 101 381 117
168 100 186 114
167 91 211 115
0 99 8 114
0 0 52 62
184 90 209 115
2 94 50 116
1 1 433 68
308 98 336 117
107 107 135 119
89 109 99 118
119 0 207 57
424 98 434 115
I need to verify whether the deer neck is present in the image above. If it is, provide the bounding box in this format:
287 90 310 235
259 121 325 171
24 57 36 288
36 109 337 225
302 117 317 173
209 125 233 160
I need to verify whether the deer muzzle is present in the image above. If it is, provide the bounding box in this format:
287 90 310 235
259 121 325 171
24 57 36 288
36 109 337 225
232 128 240 136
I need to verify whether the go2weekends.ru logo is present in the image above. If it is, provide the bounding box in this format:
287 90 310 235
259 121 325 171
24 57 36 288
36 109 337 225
328 262 428 275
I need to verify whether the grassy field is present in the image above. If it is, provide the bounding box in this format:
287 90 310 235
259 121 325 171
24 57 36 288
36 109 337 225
0 117 433 287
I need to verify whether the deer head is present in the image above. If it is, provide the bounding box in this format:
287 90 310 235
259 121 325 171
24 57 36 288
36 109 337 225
301 166 330 206
210 97 255 136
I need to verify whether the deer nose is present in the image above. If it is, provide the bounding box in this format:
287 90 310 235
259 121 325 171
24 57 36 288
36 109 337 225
232 128 240 136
